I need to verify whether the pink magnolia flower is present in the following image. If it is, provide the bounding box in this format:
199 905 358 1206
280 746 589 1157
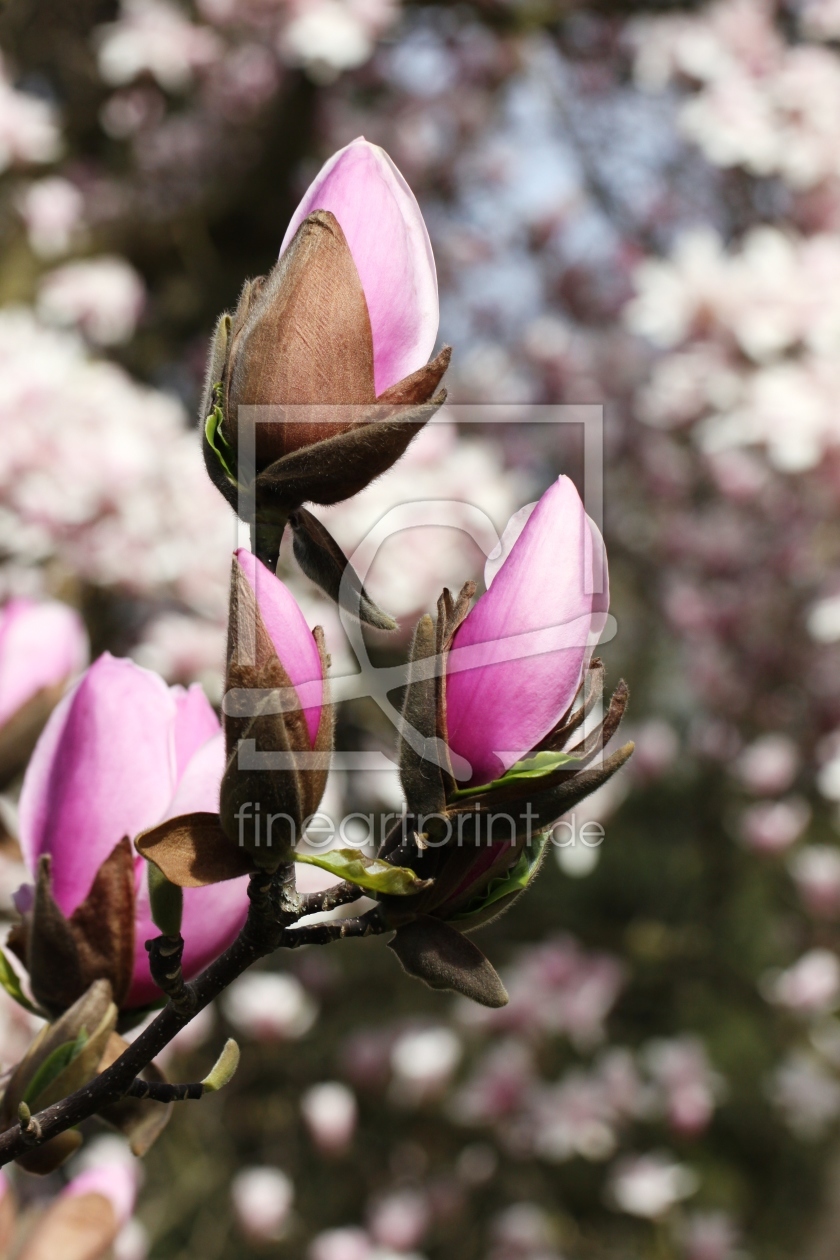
280 135 438 396
445 476 609 786
0 598 87 733
18 653 249 1008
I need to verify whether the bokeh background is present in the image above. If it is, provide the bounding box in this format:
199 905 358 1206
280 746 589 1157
3 0 840 1256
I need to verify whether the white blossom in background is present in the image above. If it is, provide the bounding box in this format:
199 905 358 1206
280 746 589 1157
737 797 811 854
0 309 234 659
680 1211 741 1260
368 1189 429 1254
309 1228 374 1260
281 0 397 79
643 1036 723 1136
96 0 221 92
607 1151 698 1218
789 846 840 918
231 1166 294 1243
17 177 84 258
317 419 527 620
765 949 840 1016
734 733 799 796
0 56 61 171
768 1050 840 1138
301 1082 358 1154
222 971 318 1041
458 935 625 1051
390 1026 462 1103
38 257 145 346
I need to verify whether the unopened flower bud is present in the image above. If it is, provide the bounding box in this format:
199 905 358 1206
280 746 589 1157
201 138 451 587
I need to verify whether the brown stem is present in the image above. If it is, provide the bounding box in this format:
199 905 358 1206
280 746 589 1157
126 1078 204 1102
299 880 365 915
0 866 384 1168
282 908 384 949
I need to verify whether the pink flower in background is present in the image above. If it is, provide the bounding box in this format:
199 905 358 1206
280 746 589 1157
368 1189 430 1253
0 55 61 172
644 1036 722 1136
680 1211 740 1260
38 257 145 346
309 1228 373 1260
735 733 799 795
96 0 221 92
17 653 248 1008
460 936 625 1050
766 949 840 1016
280 135 438 396
738 797 811 853
301 1081 358 1154
0 598 87 732
789 845 840 918
17 177 84 258
608 1152 698 1218
445 476 608 786
231 1167 294 1244
222 972 318 1041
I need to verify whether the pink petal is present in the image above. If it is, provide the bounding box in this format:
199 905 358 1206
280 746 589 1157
234 550 323 747
129 867 249 1008
445 477 609 785
280 137 438 395
62 1162 138 1226
0 598 88 728
171 682 220 780
163 729 225 819
18 654 177 916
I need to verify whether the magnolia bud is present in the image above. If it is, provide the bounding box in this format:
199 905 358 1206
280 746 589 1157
201 139 451 582
220 551 332 870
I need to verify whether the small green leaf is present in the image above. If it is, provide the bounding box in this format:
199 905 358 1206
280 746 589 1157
450 750 581 801
23 1028 89 1107
204 388 239 486
296 849 433 896
202 1038 240 1093
452 833 550 922
0 948 40 1016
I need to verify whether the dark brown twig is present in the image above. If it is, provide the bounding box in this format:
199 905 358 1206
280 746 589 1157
0 868 385 1168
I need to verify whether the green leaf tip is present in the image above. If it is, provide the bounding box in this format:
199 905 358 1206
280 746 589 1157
202 1038 241 1093
204 389 239 487
0 947 41 1016
450 749 581 800
296 848 433 896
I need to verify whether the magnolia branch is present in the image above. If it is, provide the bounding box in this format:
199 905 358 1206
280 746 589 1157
0 867 386 1168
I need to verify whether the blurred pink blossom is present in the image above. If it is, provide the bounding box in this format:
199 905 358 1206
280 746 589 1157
735 734 799 795
38 257 145 346
222 971 318 1041
368 1189 429 1253
231 1166 294 1243
607 1152 698 1218
301 1082 358 1154
96 0 221 92
738 797 811 853
680 1211 740 1260
766 948 840 1016
789 845 840 917
17 177 84 257
643 1036 723 1136
0 55 61 172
